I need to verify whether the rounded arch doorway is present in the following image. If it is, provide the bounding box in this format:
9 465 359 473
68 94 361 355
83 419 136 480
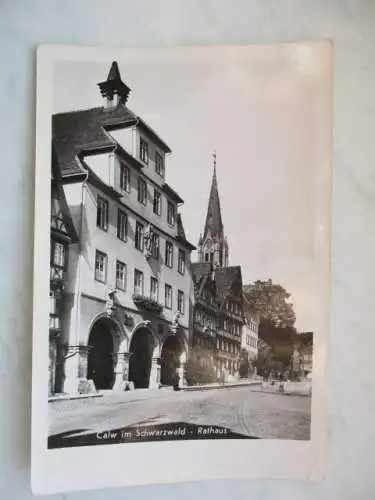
87 318 115 390
128 327 155 389
160 335 182 386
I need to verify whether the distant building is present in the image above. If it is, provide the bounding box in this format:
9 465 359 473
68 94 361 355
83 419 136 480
49 144 78 395
241 294 259 363
292 331 313 378
53 62 195 395
192 156 244 379
191 262 218 356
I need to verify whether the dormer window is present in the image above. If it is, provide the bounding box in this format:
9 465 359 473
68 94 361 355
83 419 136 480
153 189 162 215
155 152 165 176
167 201 175 226
120 164 131 192
140 137 149 164
137 177 147 205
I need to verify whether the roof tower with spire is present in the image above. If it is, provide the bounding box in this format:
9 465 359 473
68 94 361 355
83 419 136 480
197 152 229 268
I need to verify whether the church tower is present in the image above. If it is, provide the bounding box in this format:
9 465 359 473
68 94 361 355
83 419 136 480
197 152 229 268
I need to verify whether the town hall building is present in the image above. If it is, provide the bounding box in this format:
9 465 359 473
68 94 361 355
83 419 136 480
53 62 195 395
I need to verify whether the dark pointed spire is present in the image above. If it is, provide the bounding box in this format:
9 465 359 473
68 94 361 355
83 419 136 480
203 151 224 239
107 61 122 81
97 61 131 104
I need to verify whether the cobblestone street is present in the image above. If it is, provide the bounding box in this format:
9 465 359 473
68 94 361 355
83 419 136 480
49 385 311 442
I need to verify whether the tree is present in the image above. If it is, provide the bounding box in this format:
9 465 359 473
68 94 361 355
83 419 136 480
238 348 250 378
244 280 297 374
253 339 272 377
185 346 217 386
243 279 296 329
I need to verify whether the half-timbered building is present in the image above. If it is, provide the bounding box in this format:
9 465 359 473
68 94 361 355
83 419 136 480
49 144 78 395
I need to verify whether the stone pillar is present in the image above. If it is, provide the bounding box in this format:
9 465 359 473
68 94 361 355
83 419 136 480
113 352 132 391
178 351 187 388
63 345 95 395
149 357 161 388
177 363 186 388
48 336 58 396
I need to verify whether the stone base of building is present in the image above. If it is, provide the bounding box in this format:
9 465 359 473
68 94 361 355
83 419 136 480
63 377 96 395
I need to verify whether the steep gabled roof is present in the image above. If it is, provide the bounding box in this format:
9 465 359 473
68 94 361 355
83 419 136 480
176 214 196 251
162 183 184 204
52 107 128 177
52 103 173 178
191 262 214 300
214 265 243 303
192 262 212 283
51 141 78 243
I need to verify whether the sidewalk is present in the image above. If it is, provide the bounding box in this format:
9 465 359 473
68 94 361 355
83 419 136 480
49 379 262 403
183 379 262 392
49 386 174 405
260 380 312 396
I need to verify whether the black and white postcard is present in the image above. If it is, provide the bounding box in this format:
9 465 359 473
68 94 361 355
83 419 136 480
32 42 332 494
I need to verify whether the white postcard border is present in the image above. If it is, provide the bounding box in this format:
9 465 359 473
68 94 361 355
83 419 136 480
32 43 331 495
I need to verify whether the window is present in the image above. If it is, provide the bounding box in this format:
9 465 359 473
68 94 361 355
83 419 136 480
116 260 127 290
138 177 147 205
135 221 144 251
165 241 173 268
134 269 144 295
140 137 149 164
155 152 164 176
165 284 172 309
178 249 186 275
150 277 159 302
120 164 130 192
151 233 160 259
117 209 128 241
52 241 65 268
153 189 161 215
96 196 109 231
167 201 175 225
205 253 209 262
95 250 107 283
177 290 185 314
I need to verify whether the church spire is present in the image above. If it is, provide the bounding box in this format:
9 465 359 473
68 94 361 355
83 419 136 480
197 151 229 268
203 151 224 240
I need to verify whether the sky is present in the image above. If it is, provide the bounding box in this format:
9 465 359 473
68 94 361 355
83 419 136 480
52 43 331 331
